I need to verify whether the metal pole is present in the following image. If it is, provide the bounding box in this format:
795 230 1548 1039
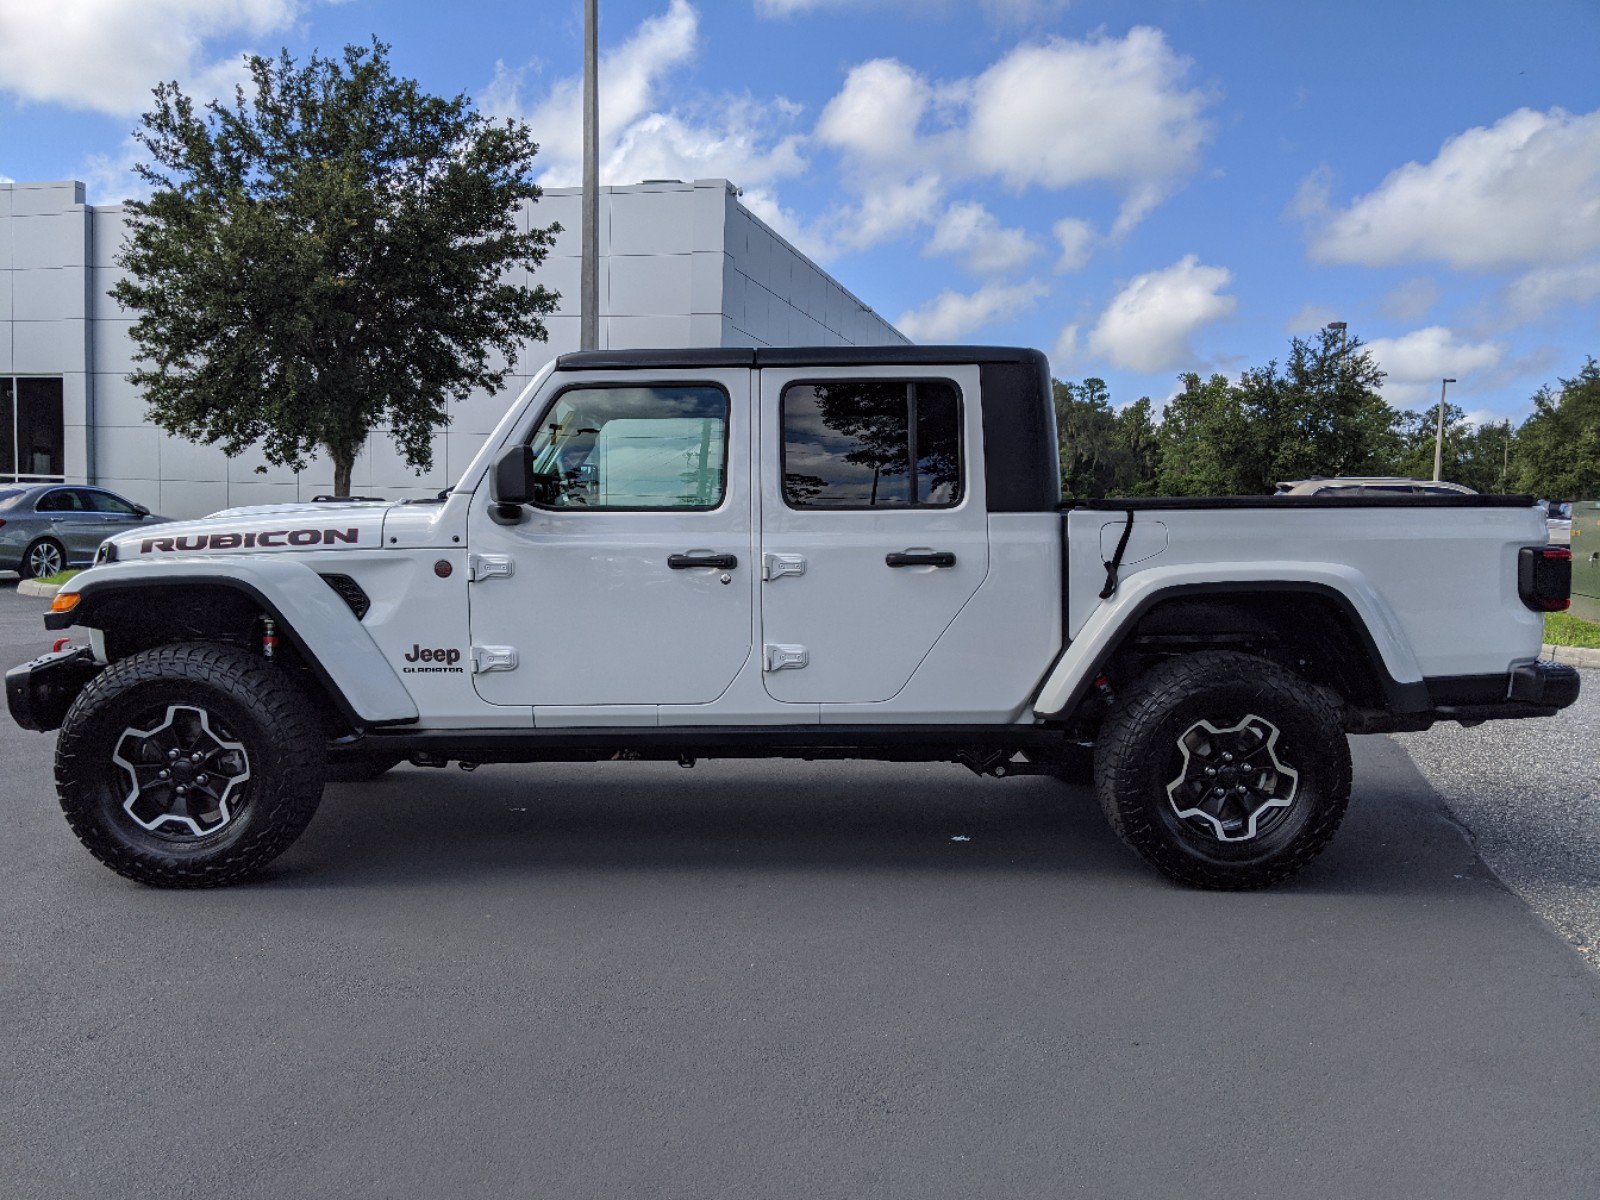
1432 377 1455 483
580 0 600 351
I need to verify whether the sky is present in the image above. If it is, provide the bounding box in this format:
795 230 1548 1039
1 0 1598 424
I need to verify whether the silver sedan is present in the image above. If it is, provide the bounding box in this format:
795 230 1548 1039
0 484 171 579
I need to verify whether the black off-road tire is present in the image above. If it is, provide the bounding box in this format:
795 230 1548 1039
327 755 404 783
56 642 327 887
1093 650 1351 890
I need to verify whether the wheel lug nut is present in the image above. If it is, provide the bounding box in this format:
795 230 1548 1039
1221 752 1234 763
191 752 204 763
196 774 208 785
168 749 179 760
1214 787 1226 796
158 769 169 780
176 785 187 795
1204 767 1217 776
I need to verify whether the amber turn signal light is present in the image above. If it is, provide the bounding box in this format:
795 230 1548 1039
50 592 81 614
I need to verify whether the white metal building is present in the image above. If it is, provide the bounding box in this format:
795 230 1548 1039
0 177 905 518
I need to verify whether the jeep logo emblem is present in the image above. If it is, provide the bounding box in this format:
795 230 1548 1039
402 645 464 674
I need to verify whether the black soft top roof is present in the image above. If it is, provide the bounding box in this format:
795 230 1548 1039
554 345 1044 371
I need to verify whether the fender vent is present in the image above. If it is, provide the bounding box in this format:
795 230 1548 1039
319 573 371 620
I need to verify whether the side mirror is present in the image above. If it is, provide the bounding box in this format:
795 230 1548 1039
490 445 536 506
132 504 150 517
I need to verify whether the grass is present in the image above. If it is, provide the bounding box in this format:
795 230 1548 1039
37 569 81 586
1545 610 1600 649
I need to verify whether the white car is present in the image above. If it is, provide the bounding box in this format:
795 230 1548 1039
9 346 1579 891
1275 476 1477 497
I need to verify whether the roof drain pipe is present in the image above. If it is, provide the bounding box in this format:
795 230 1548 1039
1099 509 1135 600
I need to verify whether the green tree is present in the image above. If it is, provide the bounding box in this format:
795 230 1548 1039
1242 329 1398 490
114 40 559 496
1055 377 1117 499
1510 358 1600 500
1109 396 1163 496
1157 372 1254 495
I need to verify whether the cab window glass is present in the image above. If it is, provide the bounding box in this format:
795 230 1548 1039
35 489 83 512
781 379 962 508
527 385 728 509
85 490 138 514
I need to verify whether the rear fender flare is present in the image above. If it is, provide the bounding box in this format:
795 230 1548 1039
1032 564 1427 719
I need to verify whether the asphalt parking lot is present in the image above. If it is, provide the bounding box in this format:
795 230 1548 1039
2 581 1597 1200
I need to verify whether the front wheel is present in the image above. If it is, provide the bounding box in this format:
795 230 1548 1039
55 642 327 887
20 537 66 580
1093 650 1351 890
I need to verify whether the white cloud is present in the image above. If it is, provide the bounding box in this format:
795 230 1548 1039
1380 277 1440 322
821 173 943 255
814 57 931 168
1088 255 1235 373
1053 322 1080 366
0 0 303 116
896 279 1047 341
1285 303 1338 333
1052 217 1095 273
810 27 1213 252
1504 260 1600 322
924 201 1039 275
757 0 1069 24
490 1 806 196
1364 326 1505 407
1309 107 1600 270
961 27 1211 230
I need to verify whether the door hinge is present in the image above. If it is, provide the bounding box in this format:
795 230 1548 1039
761 552 807 581
763 644 809 672
472 645 520 674
469 554 515 582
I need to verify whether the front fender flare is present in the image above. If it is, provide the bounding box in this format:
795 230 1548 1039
47 556 419 727
1032 563 1428 720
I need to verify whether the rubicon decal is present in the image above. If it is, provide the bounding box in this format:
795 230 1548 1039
403 645 464 674
139 528 360 553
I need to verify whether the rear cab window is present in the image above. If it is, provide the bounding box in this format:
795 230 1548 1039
780 379 963 509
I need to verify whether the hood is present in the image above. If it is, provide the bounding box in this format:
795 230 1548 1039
104 500 392 562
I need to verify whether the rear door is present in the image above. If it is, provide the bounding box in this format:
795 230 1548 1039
756 364 989 705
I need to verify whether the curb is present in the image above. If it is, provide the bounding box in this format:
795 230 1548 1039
1542 643 1600 669
16 579 62 599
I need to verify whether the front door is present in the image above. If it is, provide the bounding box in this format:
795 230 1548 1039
756 364 989 705
468 369 755 711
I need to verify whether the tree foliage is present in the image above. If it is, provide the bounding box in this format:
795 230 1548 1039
114 40 559 495
1508 358 1600 500
1055 329 1595 503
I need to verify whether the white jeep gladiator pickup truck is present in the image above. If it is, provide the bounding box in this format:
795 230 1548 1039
6 346 1579 890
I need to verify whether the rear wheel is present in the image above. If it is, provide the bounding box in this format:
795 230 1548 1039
20 537 65 580
56 642 327 887
1093 650 1351 890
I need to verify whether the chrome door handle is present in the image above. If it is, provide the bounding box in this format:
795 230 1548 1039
886 551 955 568
668 552 738 570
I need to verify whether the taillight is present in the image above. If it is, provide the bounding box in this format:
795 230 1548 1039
1518 546 1571 612
0 519 6 529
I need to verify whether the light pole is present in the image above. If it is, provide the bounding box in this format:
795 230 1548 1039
580 0 600 351
1432 377 1456 482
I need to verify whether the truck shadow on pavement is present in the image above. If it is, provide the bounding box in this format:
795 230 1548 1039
261 744 1489 898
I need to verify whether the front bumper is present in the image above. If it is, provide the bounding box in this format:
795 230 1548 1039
5 647 101 733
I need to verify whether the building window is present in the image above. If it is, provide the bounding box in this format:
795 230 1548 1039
0 377 65 483
781 379 963 509
526 384 729 510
